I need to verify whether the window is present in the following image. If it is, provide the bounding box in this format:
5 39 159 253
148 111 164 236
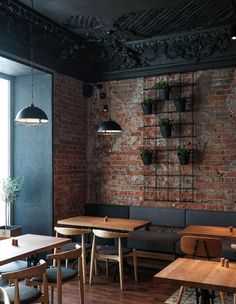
0 77 11 226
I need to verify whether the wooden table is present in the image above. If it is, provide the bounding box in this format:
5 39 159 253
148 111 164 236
179 225 236 240
57 215 150 232
155 258 236 303
0 234 71 266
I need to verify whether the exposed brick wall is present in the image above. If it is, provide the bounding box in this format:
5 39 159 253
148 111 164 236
87 68 236 211
53 74 87 222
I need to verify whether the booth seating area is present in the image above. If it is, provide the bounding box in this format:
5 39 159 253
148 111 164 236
85 204 236 262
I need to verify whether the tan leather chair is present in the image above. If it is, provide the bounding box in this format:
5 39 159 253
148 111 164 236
177 236 225 304
30 247 84 304
54 226 91 283
89 229 138 291
0 261 49 304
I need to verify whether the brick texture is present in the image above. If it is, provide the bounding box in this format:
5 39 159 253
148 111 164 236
87 68 236 210
53 74 87 222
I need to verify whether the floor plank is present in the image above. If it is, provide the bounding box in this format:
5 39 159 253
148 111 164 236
54 263 179 304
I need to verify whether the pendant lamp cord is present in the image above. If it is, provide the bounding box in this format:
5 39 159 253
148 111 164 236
30 0 34 106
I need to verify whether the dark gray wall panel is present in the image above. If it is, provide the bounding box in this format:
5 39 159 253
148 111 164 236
13 74 52 236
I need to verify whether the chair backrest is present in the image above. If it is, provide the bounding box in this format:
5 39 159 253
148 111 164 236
92 229 128 240
0 286 10 304
0 261 47 282
180 236 222 259
54 226 91 237
47 246 82 262
0 261 48 304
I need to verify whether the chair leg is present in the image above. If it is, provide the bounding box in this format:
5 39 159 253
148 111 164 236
119 258 124 291
81 234 87 284
79 258 84 304
219 291 226 304
50 286 54 304
94 258 98 276
132 249 138 282
177 286 186 304
234 293 236 304
89 235 96 285
105 259 109 276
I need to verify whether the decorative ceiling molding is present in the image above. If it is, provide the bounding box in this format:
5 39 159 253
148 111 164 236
0 0 84 60
0 0 235 82
92 27 232 72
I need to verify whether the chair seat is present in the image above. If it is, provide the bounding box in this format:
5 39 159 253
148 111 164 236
33 267 78 284
0 286 42 304
0 261 28 274
97 245 132 255
0 280 10 288
61 242 91 251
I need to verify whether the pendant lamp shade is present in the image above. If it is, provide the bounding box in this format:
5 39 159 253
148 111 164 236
15 104 48 125
97 119 122 134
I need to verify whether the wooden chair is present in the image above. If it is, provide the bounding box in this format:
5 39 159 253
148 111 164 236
54 226 91 283
89 229 138 291
0 261 49 304
29 247 84 304
177 236 225 304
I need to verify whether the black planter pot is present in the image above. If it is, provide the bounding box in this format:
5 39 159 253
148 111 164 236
141 153 152 165
174 98 186 112
141 103 152 115
160 125 172 138
159 87 171 100
178 153 190 165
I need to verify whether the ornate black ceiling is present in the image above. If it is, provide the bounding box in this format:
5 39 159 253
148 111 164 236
1 0 236 81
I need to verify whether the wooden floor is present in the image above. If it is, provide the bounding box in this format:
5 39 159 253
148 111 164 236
55 261 179 304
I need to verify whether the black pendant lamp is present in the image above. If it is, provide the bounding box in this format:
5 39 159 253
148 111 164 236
96 94 122 135
97 118 122 134
15 0 48 126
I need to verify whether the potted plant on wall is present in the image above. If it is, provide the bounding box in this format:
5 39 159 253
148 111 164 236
177 146 191 165
173 92 187 112
139 148 153 165
158 118 173 138
0 176 24 236
141 99 154 115
156 81 171 100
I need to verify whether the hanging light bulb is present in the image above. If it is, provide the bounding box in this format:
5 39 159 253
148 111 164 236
15 0 48 126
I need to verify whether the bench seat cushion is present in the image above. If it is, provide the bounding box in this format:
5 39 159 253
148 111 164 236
127 230 180 254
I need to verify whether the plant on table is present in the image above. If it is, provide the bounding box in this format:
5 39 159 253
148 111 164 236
0 176 24 229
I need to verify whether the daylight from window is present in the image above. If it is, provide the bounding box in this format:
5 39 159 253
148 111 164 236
0 78 10 226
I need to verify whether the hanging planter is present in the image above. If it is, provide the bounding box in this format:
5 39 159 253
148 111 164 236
139 148 153 165
177 146 191 165
156 81 171 100
141 99 153 115
174 93 187 112
158 118 173 138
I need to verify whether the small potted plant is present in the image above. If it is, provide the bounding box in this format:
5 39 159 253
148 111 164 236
0 176 24 234
139 147 153 165
177 146 191 165
158 118 173 138
156 81 171 100
174 92 187 112
140 98 154 115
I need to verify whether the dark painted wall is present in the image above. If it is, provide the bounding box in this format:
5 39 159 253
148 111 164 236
13 74 53 235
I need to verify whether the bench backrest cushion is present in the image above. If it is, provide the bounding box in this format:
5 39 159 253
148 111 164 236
186 209 236 227
129 206 186 228
84 203 129 219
